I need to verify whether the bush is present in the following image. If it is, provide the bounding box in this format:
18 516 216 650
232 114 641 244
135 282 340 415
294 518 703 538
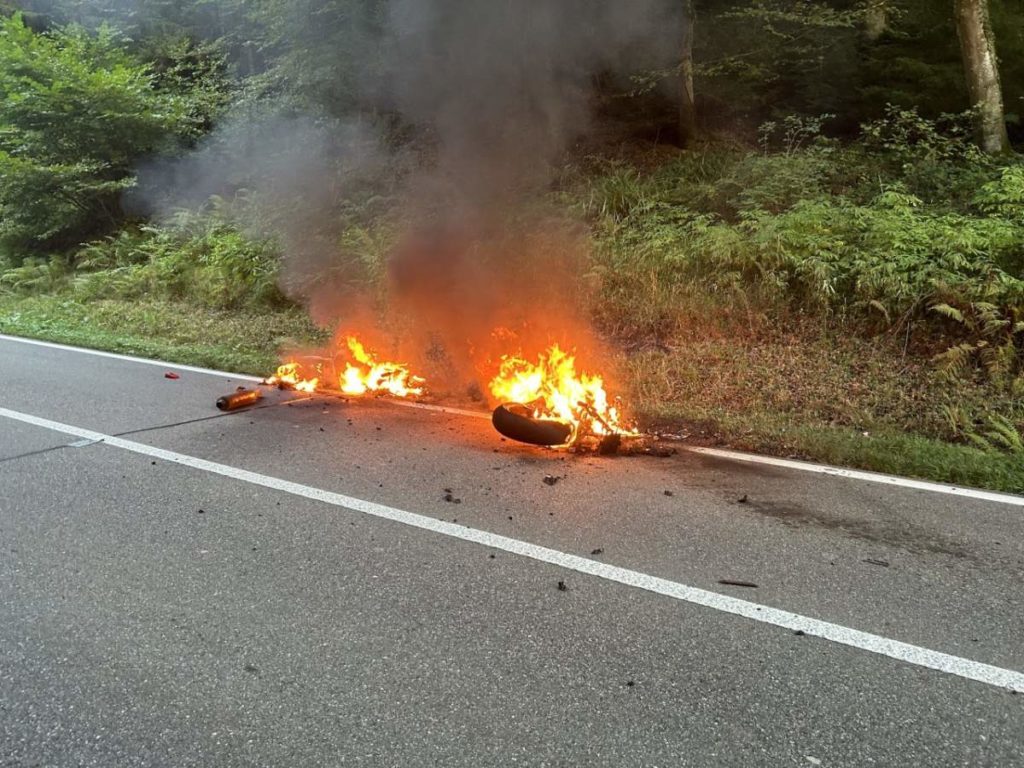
0 14 185 256
585 110 1024 380
69 209 288 310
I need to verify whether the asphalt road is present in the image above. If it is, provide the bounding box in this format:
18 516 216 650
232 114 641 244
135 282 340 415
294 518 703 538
1 334 1023 767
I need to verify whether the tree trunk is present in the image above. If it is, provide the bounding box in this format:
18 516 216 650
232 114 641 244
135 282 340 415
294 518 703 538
864 1 888 41
679 0 697 148
954 0 1010 153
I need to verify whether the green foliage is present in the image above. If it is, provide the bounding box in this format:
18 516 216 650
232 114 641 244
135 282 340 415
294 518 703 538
1 202 289 311
0 14 184 255
931 300 1024 394
586 109 1024 389
0 255 70 293
943 406 1024 457
70 208 288 310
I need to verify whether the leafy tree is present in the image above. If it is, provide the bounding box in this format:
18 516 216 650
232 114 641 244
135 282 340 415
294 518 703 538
0 13 184 256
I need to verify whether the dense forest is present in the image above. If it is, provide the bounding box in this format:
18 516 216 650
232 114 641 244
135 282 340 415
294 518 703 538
1 1 1022 489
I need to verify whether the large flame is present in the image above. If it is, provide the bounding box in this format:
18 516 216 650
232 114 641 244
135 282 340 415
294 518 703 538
488 344 635 443
339 337 425 398
265 336 424 398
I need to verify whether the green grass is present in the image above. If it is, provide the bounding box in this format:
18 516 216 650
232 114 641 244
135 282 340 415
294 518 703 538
644 404 1024 494
624 326 1024 493
0 295 326 375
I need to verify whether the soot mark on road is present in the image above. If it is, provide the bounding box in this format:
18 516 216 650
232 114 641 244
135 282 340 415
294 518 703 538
741 499 980 562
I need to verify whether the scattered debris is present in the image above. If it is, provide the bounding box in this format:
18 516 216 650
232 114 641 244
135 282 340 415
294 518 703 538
557 580 568 592
718 579 758 588
738 494 749 504
794 630 806 636
663 490 674 497
625 680 635 688
542 475 561 486
197 509 205 515
597 434 622 455
863 558 890 567
243 664 259 674
591 548 604 556
488 554 496 559
164 372 180 380
443 493 462 504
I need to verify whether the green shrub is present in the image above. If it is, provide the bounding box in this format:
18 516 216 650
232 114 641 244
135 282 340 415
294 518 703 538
0 14 185 256
68 209 288 310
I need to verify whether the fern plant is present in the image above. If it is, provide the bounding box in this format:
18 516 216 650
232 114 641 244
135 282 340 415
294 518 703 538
945 407 1024 456
931 300 1024 393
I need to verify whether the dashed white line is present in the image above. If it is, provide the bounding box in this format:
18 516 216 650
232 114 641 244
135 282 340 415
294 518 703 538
1 404 1022 694
2 332 1023 507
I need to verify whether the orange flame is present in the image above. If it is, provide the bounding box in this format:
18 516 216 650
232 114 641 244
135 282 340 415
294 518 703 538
488 344 635 444
265 336 425 399
265 362 319 393
339 337 425 398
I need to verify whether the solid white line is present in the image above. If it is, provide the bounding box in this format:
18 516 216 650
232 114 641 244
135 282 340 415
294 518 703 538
1 405 1022 694
3 332 1023 507
0 334 262 382
689 447 1024 507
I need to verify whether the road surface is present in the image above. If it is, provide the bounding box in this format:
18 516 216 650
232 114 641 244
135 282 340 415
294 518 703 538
1 334 1022 767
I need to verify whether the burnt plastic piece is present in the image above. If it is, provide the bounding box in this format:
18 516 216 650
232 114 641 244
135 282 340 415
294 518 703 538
216 389 263 411
492 403 573 447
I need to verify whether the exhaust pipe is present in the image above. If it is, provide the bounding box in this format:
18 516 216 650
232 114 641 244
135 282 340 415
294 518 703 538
216 389 263 411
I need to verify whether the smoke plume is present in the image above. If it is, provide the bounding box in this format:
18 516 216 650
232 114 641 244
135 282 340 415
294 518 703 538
134 0 681 393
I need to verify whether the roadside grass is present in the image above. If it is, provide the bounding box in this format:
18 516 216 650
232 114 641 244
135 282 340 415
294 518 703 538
623 324 1024 493
641 404 1024 494
0 295 326 375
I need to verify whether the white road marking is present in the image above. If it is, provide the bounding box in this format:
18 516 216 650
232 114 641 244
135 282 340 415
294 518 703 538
3 332 1023 507
1 404 1022 694
0 334 262 382
688 447 1024 508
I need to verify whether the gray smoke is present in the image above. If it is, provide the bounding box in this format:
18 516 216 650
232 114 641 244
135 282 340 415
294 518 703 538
132 0 682 383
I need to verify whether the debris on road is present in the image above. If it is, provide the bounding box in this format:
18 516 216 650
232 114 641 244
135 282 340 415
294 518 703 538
738 494 749 504
164 372 180 380
864 558 890 567
443 492 462 504
543 474 561 486
216 389 263 411
591 548 604 556
664 490 674 497
557 580 568 592
718 579 758 588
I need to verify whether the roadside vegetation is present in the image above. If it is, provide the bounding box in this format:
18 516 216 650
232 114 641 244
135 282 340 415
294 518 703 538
1 3 1022 491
